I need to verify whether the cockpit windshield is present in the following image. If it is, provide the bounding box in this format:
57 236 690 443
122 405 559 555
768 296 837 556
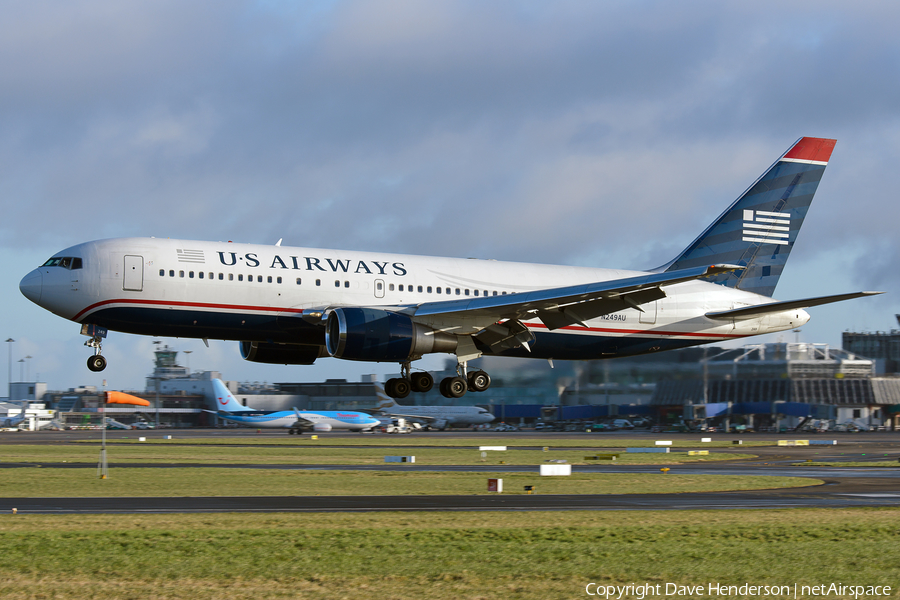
41 257 83 270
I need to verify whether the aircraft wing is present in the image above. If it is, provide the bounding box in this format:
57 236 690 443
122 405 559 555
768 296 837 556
291 408 314 428
378 410 436 423
705 291 883 319
407 264 742 332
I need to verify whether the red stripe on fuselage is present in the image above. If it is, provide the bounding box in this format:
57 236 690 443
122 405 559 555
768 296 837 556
73 298 304 322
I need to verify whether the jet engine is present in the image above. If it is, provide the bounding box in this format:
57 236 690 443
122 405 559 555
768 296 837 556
324 308 456 361
312 423 333 432
240 341 326 365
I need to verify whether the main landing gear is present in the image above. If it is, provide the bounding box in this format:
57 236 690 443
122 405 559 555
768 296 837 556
385 362 491 399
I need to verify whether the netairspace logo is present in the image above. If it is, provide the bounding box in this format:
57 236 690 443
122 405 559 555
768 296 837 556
584 582 893 598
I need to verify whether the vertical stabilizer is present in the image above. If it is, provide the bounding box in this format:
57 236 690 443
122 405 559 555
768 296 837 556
663 137 836 297
212 378 251 413
374 383 399 409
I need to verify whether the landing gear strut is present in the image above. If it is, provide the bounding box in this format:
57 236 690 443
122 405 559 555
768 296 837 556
386 362 435 399
84 334 107 372
384 361 492 399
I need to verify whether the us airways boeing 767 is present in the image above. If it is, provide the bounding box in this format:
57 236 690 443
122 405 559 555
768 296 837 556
20 137 880 399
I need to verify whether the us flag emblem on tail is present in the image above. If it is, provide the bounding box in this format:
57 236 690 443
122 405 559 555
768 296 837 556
742 209 789 245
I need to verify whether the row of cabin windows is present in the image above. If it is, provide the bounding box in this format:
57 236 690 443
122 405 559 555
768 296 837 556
159 269 508 296
377 282 506 297
160 269 284 284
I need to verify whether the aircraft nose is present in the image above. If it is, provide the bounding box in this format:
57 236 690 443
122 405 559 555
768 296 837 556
19 269 42 304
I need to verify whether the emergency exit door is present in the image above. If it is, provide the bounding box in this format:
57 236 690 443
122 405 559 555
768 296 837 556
123 255 143 291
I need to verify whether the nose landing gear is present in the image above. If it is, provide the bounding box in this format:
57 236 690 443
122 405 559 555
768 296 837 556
87 353 107 372
81 324 108 372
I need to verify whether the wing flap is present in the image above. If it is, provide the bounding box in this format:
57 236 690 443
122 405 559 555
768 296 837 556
535 286 668 330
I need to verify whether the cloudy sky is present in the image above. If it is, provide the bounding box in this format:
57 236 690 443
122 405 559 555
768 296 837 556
2 1 898 392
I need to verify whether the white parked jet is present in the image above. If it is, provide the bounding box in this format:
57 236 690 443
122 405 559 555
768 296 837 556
0 404 29 429
373 383 494 430
20 138 880 400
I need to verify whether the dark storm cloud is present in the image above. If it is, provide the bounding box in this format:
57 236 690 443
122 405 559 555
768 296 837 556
3 0 900 389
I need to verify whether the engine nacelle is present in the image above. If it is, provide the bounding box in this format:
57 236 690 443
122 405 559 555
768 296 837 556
312 423 333 432
240 341 325 365
325 308 456 362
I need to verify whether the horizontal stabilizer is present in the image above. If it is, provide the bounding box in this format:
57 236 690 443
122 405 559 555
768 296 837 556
705 291 883 320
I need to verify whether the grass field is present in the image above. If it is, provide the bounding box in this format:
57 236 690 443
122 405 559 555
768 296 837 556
0 443 757 465
0 468 819 497
0 509 896 599
85 434 773 448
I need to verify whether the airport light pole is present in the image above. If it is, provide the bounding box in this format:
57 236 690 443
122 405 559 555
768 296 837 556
98 379 108 479
184 350 192 376
5 338 13 401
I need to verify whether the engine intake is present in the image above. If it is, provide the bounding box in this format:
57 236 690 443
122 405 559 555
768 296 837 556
325 307 456 362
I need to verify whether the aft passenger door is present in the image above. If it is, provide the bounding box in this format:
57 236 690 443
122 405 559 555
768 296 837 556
123 255 143 291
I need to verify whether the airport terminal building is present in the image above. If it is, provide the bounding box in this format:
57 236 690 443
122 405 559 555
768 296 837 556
7 335 900 431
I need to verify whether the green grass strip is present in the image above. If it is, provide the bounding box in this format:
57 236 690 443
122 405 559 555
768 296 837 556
0 444 756 465
0 468 817 497
78 434 773 447
0 509 895 599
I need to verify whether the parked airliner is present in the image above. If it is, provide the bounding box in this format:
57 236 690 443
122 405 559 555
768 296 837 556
206 378 380 433
373 383 495 429
1 404 29 429
20 138 880 399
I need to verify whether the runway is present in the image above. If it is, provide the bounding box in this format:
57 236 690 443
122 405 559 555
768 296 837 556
2 429 899 513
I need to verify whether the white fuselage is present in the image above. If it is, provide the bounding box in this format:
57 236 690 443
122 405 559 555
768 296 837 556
19 237 810 362
380 404 496 427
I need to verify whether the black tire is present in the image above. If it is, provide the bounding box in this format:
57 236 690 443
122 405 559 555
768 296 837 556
468 370 491 392
392 378 411 399
87 355 107 372
446 376 467 398
385 378 399 398
410 372 434 393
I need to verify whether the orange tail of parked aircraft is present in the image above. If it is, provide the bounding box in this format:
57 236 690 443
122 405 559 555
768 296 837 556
105 391 151 406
